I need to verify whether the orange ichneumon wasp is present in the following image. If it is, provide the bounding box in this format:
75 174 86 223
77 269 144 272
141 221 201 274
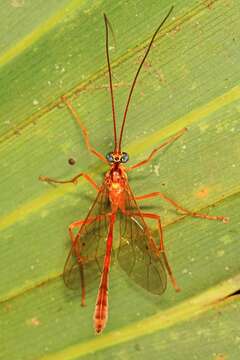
39 7 228 334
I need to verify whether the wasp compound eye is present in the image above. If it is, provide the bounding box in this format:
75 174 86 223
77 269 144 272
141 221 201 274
121 152 129 163
106 152 114 162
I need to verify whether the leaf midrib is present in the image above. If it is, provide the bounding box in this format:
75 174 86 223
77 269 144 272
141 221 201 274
36 275 240 360
0 0 219 145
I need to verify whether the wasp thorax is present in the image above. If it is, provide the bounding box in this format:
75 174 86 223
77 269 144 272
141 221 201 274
106 151 129 163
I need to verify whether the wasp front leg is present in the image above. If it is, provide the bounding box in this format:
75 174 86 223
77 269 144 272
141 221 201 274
39 172 99 191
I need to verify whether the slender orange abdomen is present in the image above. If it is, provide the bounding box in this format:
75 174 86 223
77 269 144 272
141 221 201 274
94 271 109 334
94 213 115 334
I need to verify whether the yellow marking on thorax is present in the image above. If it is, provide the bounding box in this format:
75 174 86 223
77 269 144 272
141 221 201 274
111 183 120 190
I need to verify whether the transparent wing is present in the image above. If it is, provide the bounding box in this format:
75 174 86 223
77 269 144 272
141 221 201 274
63 183 110 290
117 186 167 295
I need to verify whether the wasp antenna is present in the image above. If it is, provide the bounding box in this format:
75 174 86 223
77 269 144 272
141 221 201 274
118 6 174 152
104 13 118 152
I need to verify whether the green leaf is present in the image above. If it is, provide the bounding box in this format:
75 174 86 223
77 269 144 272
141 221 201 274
1 0 239 359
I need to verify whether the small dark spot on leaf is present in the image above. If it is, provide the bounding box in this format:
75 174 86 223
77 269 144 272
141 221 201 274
68 158 76 165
